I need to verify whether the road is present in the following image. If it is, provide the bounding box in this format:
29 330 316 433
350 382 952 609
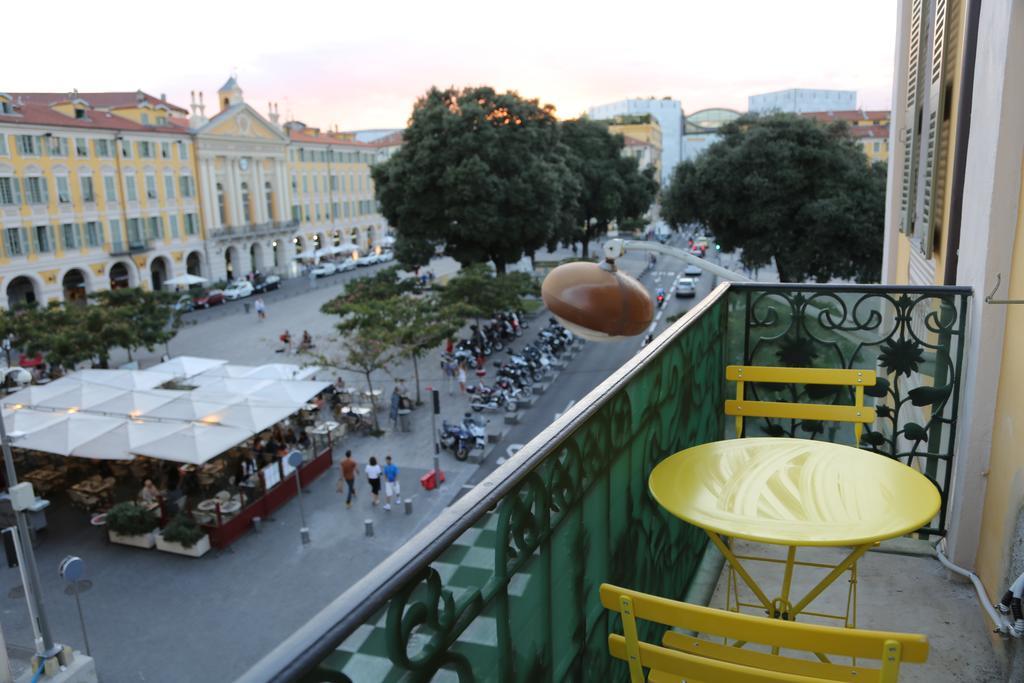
454 234 726 497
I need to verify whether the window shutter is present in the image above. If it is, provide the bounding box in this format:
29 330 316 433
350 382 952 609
899 0 925 234
12 177 21 205
74 223 83 248
40 177 49 204
915 0 950 258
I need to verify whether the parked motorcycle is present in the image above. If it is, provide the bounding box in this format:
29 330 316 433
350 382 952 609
439 420 473 461
461 413 488 450
471 390 517 414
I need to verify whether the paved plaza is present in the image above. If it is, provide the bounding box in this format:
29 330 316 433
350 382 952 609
0 245 665 682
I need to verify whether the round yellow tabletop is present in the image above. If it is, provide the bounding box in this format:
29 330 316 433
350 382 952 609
649 438 941 547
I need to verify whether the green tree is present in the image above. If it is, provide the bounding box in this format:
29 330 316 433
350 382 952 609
438 264 537 326
387 296 465 405
320 266 414 317
558 118 659 258
373 86 572 273
91 289 181 362
661 113 886 282
661 159 701 229
304 328 396 433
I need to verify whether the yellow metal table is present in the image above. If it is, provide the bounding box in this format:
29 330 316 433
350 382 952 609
649 438 941 625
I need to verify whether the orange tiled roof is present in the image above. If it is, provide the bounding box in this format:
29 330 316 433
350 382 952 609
801 110 890 124
11 91 188 115
847 124 890 140
0 99 190 136
287 129 376 148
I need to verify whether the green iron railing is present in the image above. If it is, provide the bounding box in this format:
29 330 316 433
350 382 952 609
726 283 970 535
238 282 969 682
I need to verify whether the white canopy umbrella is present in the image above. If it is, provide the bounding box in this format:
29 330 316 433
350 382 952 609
243 364 320 381
147 356 228 379
87 389 185 417
294 250 316 260
331 243 359 254
145 396 240 422
36 384 128 411
192 364 257 380
190 378 274 398
75 369 172 391
131 423 253 465
163 273 208 286
202 399 302 433
3 408 67 436
380 236 396 246
2 377 83 408
314 248 332 259
70 419 185 461
15 413 125 457
249 380 330 405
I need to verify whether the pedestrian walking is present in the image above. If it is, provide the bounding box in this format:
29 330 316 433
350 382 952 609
457 361 467 394
366 456 382 506
382 454 399 511
444 357 456 396
339 450 358 509
389 387 401 431
254 297 266 321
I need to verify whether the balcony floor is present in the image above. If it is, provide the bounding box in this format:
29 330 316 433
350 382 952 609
707 540 1002 682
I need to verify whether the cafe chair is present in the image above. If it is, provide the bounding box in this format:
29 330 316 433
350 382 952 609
725 366 877 445
600 583 928 683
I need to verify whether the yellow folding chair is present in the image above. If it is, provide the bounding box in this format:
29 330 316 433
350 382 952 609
724 365 877 445
600 583 928 682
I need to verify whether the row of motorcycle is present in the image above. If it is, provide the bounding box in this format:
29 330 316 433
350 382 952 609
439 316 576 460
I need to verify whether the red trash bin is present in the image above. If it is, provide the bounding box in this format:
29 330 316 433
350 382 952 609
419 469 446 491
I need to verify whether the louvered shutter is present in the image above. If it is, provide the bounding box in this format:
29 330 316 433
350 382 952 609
900 0 926 233
39 177 49 204
11 177 20 205
916 0 951 257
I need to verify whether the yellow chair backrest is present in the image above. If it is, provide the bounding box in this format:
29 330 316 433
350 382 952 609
600 583 927 683
724 365 877 445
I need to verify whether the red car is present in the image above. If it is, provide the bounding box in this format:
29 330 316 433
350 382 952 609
193 289 225 308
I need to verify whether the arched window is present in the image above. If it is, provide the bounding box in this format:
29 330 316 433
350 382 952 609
216 182 226 225
241 182 251 224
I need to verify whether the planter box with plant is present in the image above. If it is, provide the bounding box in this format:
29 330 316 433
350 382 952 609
106 502 159 549
155 515 210 557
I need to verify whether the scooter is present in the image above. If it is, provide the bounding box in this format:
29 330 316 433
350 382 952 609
461 413 488 450
439 420 473 461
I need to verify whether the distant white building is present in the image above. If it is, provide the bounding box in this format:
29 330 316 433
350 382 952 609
748 89 856 114
348 129 402 143
588 98 683 185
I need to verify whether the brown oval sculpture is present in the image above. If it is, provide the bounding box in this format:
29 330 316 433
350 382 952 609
541 261 654 340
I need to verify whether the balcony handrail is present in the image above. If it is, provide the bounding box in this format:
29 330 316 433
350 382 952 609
730 281 972 296
236 284 733 683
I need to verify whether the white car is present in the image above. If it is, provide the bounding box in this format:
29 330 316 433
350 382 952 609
336 259 357 273
355 254 375 267
223 281 254 300
311 262 337 277
674 277 696 298
684 264 703 277
379 251 395 262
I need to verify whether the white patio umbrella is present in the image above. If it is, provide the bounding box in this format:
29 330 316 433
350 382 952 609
249 380 330 405
36 384 129 411
243 364 320 381
70 419 185 461
131 422 253 465
87 389 185 417
75 369 172 391
294 250 316 260
191 364 257 381
147 356 228 379
190 378 274 398
380 235 396 246
331 243 359 254
202 399 302 433
314 248 332 259
15 412 125 457
2 377 83 408
145 396 240 422
3 408 67 436
162 273 208 286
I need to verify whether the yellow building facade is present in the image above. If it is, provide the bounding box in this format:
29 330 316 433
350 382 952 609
607 116 662 180
883 0 1024 615
0 91 205 307
801 110 890 164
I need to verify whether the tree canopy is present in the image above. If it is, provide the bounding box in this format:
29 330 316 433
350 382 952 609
437 264 537 324
373 86 574 273
558 118 659 258
661 113 886 283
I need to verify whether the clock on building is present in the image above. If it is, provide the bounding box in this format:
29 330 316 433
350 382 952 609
239 157 250 171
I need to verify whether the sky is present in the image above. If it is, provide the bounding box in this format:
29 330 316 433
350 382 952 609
7 0 897 131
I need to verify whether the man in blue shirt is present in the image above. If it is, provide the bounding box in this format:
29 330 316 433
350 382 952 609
382 454 399 511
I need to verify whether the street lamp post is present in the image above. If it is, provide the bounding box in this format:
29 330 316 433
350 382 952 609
0 420 64 668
